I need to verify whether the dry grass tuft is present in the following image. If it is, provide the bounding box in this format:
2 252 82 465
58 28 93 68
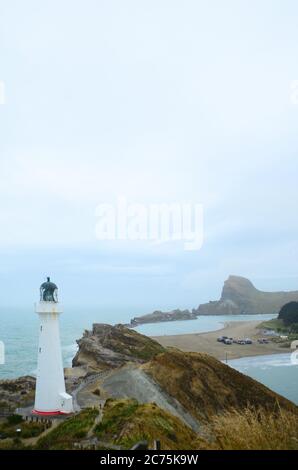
196 406 298 450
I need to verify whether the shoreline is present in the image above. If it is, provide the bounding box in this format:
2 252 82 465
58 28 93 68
127 312 278 329
151 320 289 361
0 320 287 381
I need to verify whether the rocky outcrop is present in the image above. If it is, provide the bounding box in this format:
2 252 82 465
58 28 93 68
72 323 165 371
0 376 36 410
129 309 196 326
196 275 298 315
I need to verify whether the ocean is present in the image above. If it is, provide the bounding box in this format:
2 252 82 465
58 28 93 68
0 305 133 380
229 354 298 405
1 307 296 405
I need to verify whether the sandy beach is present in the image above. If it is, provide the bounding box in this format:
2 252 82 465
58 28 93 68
152 320 288 361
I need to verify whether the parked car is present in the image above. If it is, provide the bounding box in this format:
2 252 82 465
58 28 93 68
244 338 253 344
223 338 233 345
258 338 269 344
217 336 228 342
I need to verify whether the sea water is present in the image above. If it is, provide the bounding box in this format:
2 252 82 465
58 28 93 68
0 307 276 379
134 313 277 336
0 305 132 380
228 354 298 405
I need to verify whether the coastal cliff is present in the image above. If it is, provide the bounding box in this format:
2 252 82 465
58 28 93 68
196 275 298 315
72 323 165 370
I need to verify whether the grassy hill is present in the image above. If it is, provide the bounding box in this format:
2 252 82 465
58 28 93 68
143 349 298 422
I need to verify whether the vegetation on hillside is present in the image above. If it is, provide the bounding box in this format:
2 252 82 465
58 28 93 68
260 303 298 343
1 398 296 450
143 349 298 422
95 398 198 450
0 414 45 440
196 407 298 450
117 328 165 361
36 408 99 450
278 302 298 331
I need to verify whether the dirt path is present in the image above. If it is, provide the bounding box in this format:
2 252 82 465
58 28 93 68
152 321 287 361
72 370 111 411
86 411 102 439
24 418 61 446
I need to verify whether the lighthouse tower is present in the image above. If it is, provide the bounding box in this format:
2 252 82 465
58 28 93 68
33 278 73 415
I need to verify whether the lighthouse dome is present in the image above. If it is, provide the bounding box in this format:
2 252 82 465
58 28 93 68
40 277 58 302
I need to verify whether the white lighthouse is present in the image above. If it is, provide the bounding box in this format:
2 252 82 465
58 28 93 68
33 277 73 415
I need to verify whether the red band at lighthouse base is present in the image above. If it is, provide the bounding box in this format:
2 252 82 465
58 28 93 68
32 409 69 416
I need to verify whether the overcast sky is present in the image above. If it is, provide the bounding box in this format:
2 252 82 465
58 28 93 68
0 0 298 311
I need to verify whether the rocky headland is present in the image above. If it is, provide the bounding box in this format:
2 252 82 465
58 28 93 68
129 275 298 325
129 309 196 327
197 275 298 315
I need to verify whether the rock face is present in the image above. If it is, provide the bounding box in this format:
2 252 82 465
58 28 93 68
130 309 196 326
0 376 36 410
196 275 298 315
72 323 165 371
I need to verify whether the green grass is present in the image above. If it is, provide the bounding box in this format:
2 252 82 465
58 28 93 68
259 319 286 331
95 399 198 450
95 398 139 440
35 408 99 450
0 416 45 439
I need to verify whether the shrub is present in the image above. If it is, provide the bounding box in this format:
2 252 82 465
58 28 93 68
279 302 298 326
7 414 23 425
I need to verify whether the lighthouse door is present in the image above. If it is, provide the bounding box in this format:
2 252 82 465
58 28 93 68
59 392 73 414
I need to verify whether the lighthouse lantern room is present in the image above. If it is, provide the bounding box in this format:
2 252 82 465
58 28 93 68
33 277 73 415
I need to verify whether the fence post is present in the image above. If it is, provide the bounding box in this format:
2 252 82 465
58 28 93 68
154 440 161 450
